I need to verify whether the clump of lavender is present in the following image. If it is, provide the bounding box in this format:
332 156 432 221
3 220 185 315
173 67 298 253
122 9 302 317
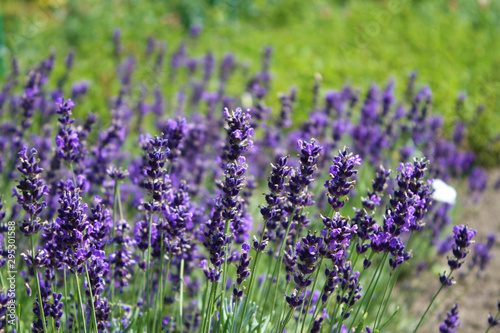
439 304 460 333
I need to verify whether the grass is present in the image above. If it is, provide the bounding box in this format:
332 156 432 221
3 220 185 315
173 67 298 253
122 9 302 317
2 0 500 166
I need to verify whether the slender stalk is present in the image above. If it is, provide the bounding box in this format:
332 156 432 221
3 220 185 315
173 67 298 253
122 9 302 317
347 252 387 331
279 307 294 333
69 163 77 187
64 267 70 333
412 271 452 333
374 267 400 329
236 227 266 332
200 281 211 333
156 236 169 333
178 258 185 331
308 290 325 331
204 281 218 333
258 243 279 321
221 217 231 307
30 235 49 333
112 181 118 240
300 258 324 333
374 233 413 329
270 205 298 323
84 263 99 332
74 271 88 333
146 213 154 332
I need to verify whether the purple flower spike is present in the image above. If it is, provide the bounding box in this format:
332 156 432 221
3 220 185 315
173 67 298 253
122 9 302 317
440 225 476 285
55 98 80 162
324 147 362 211
13 147 49 236
221 107 254 164
439 304 460 333
233 242 252 300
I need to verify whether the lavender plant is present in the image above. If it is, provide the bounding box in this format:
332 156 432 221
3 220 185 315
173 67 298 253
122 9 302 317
0 30 498 333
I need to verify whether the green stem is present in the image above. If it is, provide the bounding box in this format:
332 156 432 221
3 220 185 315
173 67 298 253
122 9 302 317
200 281 211 333
74 271 88 333
64 267 70 333
258 244 279 321
373 269 393 329
30 236 49 333
374 266 400 330
412 271 452 333
178 258 185 332
146 212 154 332
279 307 294 333
84 263 99 332
69 163 77 187
347 252 387 331
270 205 297 323
205 281 218 333
156 240 168 332
221 217 232 309
374 232 414 329
299 258 324 333
237 227 266 332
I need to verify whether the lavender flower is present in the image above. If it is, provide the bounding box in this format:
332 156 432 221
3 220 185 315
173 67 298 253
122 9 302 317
54 189 91 272
440 225 477 286
221 107 254 164
12 147 48 236
324 148 362 211
142 135 170 212
233 243 251 300
439 304 460 333
55 98 80 162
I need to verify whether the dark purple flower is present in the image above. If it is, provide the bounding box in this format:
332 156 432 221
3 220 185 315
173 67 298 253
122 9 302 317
221 108 254 164
55 98 80 162
440 225 477 285
439 304 460 333
12 147 48 236
233 243 252 300
324 148 362 211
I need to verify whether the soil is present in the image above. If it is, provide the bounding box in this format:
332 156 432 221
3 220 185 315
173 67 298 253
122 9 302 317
407 169 500 332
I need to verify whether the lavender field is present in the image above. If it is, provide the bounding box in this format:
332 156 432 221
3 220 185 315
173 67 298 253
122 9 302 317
1 0 500 332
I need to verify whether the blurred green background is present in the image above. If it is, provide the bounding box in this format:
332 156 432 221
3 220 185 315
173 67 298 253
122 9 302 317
1 0 500 165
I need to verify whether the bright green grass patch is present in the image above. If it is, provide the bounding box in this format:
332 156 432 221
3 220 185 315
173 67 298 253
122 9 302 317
2 0 500 165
